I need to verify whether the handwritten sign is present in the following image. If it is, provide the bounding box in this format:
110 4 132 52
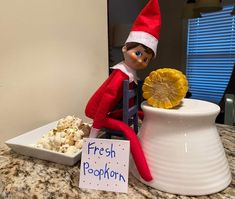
79 138 130 193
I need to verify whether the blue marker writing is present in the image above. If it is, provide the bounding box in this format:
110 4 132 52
87 142 116 158
83 161 125 182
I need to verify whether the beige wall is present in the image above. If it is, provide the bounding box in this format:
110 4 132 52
0 0 108 142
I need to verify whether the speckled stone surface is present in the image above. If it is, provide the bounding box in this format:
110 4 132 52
0 124 234 199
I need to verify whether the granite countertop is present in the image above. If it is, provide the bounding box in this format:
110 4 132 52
0 124 234 199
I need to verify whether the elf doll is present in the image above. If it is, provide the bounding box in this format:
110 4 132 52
85 0 161 182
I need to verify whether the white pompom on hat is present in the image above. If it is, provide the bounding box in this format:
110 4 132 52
125 0 161 57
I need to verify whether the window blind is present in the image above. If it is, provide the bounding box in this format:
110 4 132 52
186 5 235 104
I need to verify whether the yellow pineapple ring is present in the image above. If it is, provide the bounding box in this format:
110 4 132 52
142 68 188 109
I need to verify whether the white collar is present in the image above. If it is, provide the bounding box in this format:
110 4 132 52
110 62 138 83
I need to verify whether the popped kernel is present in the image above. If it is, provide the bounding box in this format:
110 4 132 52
34 116 91 155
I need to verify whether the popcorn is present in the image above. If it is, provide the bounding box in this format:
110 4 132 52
34 116 91 155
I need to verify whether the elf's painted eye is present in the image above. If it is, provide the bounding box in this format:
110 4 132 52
135 51 142 57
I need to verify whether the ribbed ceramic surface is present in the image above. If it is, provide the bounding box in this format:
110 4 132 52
132 99 231 195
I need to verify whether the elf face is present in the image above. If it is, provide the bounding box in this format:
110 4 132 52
122 45 153 70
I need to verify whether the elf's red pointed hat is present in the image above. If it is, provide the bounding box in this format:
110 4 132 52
125 0 161 57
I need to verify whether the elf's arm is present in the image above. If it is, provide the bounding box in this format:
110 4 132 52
92 70 128 129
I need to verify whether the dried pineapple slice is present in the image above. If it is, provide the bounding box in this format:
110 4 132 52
142 68 188 109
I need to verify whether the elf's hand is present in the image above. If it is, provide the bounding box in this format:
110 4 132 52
89 127 100 138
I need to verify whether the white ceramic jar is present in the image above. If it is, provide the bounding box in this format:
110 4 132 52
132 98 231 196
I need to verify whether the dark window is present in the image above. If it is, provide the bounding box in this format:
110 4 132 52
186 5 235 104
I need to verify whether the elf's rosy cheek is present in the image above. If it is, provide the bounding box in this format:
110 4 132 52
130 53 138 61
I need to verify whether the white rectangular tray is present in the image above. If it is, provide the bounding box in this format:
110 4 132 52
5 121 82 166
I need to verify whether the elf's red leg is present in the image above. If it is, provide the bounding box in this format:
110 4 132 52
103 117 153 182
108 109 123 120
109 109 144 121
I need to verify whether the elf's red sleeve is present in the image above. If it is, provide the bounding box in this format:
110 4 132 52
92 70 128 129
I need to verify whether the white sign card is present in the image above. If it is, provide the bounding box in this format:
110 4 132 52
79 138 130 193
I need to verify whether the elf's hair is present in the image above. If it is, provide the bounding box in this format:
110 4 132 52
125 42 154 58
